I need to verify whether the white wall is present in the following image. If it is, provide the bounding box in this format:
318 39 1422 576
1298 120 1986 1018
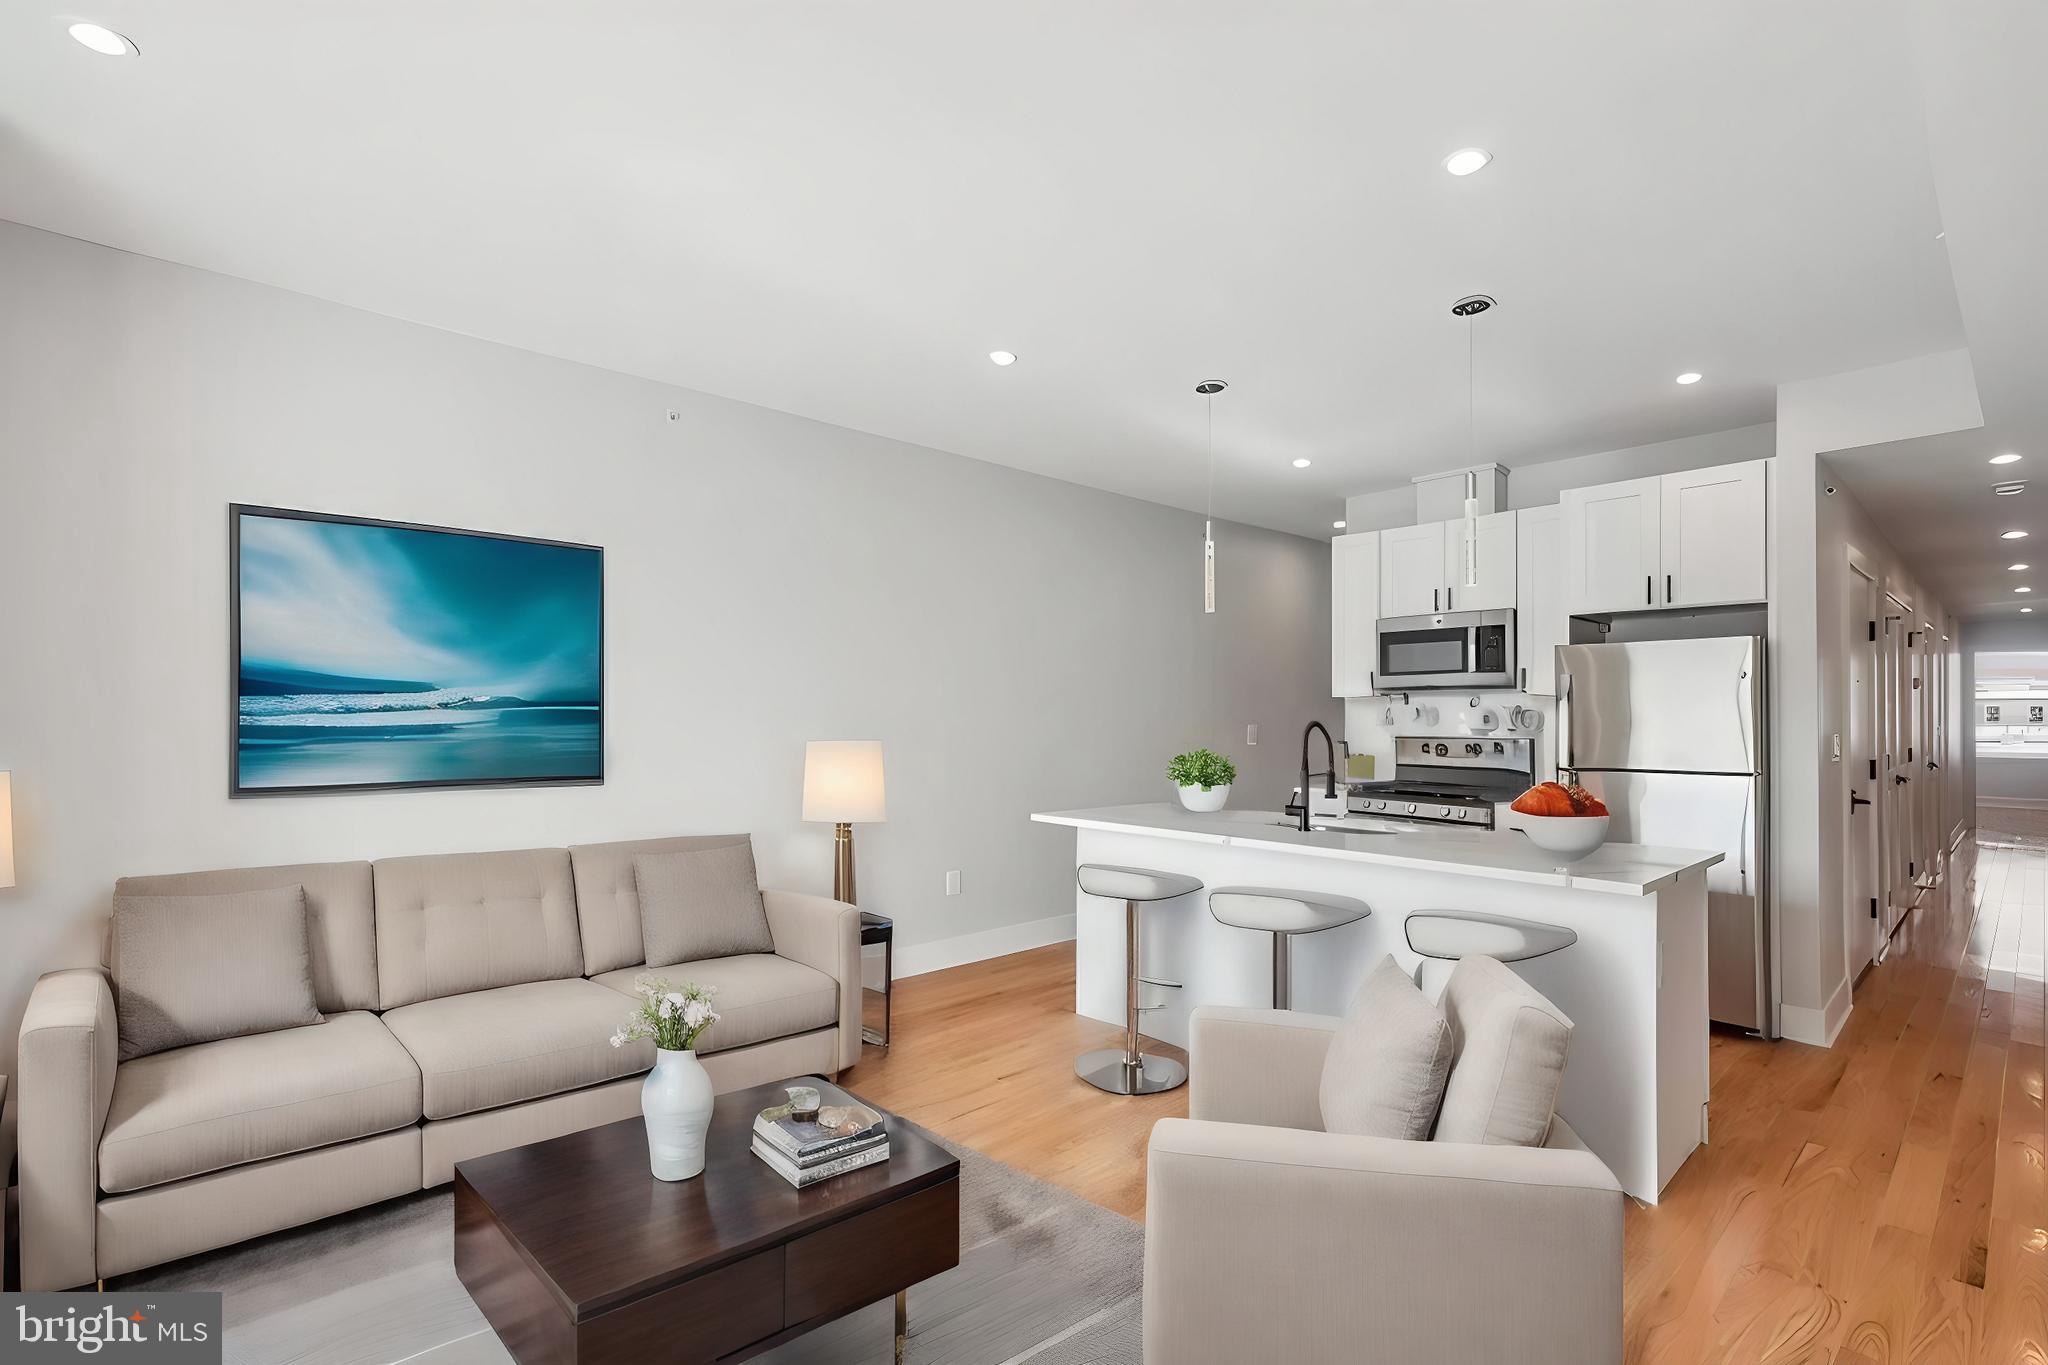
0 222 1338 1053
1342 423 1777 531
1772 349 1980 1044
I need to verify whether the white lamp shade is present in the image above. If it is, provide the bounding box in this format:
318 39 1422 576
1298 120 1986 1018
803 741 886 823
0 771 14 889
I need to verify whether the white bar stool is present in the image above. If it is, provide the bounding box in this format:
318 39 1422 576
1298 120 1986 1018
1076 863 1202 1095
1208 886 1370 1009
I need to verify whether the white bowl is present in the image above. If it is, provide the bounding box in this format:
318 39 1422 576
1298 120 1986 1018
1517 813 1610 859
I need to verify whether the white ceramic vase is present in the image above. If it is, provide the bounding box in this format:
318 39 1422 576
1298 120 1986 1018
1177 783 1230 812
642 1047 715 1181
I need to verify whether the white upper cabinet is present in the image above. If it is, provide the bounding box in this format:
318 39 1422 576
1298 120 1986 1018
1442 509 1517 613
1515 504 1564 696
1562 475 1664 614
1379 521 1447 617
1661 460 1769 608
1330 530 1381 698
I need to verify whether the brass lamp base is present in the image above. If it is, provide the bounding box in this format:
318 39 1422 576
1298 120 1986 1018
833 821 857 904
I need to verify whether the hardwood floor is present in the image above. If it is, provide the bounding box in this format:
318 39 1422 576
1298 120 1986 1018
843 824 2047 1362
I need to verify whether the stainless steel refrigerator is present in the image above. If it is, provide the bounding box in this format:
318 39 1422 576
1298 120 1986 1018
1557 635 1771 1036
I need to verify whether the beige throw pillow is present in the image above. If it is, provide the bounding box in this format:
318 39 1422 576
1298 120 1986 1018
1318 954 1455 1140
112 885 324 1060
1433 955 1574 1146
634 844 776 966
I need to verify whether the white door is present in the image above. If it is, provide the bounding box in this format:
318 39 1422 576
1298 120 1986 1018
1660 460 1770 608
1845 565 1880 973
1441 509 1517 612
1879 606 1911 935
1516 505 1564 696
1562 476 1662 614
1379 521 1447 617
1330 530 1380 698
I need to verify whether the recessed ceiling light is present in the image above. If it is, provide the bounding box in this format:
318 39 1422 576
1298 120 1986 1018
2011 563 2031 571
988 351 1016 366
2025 606 2034 613
1997 482 2028 496
2018 586 2033 593
66 21 135 55
1332 520 1347 529
2004 530 2031 539
1675 372 1702 385
1443 148 1492 177
1292 458 1312 469
1992 453 2023 465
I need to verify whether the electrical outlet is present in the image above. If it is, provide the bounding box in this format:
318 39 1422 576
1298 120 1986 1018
1246 723 1258 746
666 409 681 422
945 869 961 896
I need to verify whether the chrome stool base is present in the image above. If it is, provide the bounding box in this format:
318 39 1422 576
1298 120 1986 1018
1076 1048 1187 1095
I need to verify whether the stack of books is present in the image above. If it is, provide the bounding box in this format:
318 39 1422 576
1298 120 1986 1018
751 1086 889 1188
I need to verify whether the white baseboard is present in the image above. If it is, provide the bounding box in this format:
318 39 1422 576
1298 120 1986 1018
1977 796 2048 810
1780 973 1854 1048
892 913 1077 980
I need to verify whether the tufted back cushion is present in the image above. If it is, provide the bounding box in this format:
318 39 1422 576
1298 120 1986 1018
372 847 582 1009
567 834 755 975
113 861 376 1014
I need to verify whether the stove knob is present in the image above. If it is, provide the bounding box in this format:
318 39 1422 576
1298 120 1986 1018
1452 808 1468 821
1440 806 1453 818
1372 800 1386 812
1406 803 1418 815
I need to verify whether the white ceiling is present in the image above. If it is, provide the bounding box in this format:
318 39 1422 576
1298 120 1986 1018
0 1 1982 538
1820 2 2048 624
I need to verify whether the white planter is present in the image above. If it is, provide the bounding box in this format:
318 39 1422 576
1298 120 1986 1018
642 1047 715 1181
1177 783 1231 813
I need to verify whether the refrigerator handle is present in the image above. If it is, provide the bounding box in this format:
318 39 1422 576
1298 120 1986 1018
1557 670 1574 777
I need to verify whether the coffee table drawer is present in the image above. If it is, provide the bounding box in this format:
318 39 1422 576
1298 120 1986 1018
581 1248 783 1362
784 1176 960 1326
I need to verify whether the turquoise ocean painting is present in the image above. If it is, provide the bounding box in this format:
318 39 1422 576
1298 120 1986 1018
232 507 602 794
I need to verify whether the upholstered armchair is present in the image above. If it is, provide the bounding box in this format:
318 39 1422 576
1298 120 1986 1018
1143 1005 1625 1365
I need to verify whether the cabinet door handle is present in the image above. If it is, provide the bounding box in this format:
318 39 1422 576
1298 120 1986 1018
1666 573 1673 603
1646 575 1652 606
1434 587 1440 612
1520 666 1527 692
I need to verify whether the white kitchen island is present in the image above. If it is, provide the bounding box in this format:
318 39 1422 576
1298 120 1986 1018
1031 803 1725 1202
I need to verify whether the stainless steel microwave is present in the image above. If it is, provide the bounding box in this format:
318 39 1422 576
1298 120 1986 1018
1374 609 1517 690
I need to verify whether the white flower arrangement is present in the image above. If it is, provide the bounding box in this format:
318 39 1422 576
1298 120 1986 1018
610 975 720 1052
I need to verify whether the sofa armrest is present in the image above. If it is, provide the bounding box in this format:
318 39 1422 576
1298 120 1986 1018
1144 1117 1623 1365
19 969 118 1290
760 889 863 1072
1188 1005 1340 1130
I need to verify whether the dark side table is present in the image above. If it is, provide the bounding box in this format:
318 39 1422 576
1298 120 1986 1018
860 911 893 1047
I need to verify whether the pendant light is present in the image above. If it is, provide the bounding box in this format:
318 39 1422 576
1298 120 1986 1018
1451 294 1495 589
1197 379 1227 613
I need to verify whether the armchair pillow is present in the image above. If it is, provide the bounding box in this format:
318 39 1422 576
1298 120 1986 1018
634 844 776 966
1318 954 1454 1140
110 885 323 1060
1433 955 1573 1146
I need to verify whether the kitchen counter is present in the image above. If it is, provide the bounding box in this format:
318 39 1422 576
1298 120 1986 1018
1035 802 1718 1202
1031 804 1723 895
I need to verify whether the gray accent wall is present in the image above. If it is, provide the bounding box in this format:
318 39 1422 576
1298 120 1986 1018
0 221 1337 1053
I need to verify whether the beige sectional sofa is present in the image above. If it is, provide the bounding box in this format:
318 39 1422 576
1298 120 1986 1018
16 833 862 1290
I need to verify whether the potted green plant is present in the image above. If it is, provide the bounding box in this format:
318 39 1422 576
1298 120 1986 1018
1167 747 1238 812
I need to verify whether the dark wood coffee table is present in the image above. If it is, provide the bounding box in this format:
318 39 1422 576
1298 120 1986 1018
454 1076 960 1364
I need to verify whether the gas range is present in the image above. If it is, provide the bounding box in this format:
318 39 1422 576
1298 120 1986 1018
1347 736 1534 831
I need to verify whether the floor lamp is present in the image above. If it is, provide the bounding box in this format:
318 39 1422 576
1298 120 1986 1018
803 742 886 904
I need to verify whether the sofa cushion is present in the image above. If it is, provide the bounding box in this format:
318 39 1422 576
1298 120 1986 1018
98 1011 421 1193
111 886 324 1061
591 954 837 1056
1318 955 1454 1140
568 834 755 976
115 861 377 1013
1433 955 1574 1147
635 846 775 967
381 978 653 1119
373 848 583 1010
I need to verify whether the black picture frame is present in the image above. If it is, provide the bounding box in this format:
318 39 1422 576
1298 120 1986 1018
228 503 605 797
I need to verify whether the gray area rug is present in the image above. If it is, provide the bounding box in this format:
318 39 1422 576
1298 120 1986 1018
118 1138 1143 1365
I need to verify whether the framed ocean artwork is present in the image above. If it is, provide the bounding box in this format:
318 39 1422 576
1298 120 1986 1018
230 505 603 796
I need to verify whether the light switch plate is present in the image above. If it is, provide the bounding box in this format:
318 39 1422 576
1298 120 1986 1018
945 870 961 896
1246 723 1258 746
